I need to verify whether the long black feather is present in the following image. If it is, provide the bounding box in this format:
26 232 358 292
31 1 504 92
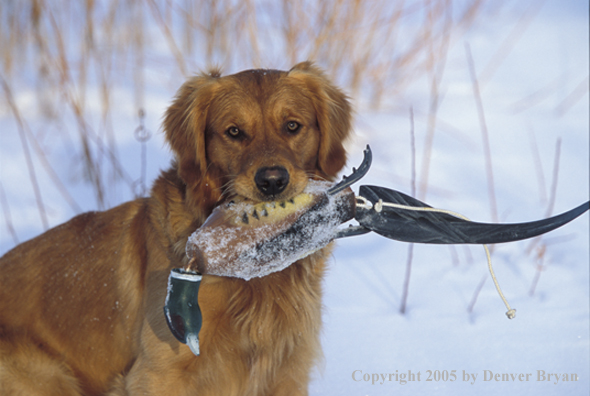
355 185 589 244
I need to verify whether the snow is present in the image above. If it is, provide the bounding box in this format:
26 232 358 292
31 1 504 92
0 1 588 395
309 3 590 394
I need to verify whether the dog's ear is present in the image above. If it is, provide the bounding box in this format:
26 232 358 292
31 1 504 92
288 61 352 178
164 70 220 186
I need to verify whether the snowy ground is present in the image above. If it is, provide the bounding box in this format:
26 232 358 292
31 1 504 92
312 2 590 395
1 1 588 395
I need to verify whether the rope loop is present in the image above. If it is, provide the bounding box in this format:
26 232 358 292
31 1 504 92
355 194 516 319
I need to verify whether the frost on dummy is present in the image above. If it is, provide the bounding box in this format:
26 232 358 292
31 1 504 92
187 180 355 280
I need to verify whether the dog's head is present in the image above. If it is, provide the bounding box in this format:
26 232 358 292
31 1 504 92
164 61 351 211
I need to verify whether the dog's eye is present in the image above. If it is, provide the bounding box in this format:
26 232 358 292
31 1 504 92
285 121 301 134
226 126 242 139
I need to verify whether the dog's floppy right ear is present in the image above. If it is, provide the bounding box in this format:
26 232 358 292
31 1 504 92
288 62 352 179
164 70 220 186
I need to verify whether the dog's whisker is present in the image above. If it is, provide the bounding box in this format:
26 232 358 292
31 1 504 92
305 172 329 183
217 179 239 201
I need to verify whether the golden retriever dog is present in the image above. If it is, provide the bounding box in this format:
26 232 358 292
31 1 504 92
0 61 351 395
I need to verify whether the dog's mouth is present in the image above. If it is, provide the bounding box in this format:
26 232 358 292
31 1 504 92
224 179 309 206
218 191 304 213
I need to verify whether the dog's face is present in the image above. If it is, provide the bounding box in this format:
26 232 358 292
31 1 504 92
206 69 323 202
164 62 351 211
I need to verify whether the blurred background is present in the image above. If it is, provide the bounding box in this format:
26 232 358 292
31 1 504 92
0 1 588 394
1 0 587 249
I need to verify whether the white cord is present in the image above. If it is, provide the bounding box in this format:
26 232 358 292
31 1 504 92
357 196 516 319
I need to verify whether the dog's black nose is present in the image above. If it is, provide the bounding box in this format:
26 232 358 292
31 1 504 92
255 166 290 196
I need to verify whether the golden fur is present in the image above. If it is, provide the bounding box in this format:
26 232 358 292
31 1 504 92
0 62 351 395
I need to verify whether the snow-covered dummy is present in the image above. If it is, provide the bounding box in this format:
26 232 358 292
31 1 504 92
185 179 355 280
164 146 589 356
